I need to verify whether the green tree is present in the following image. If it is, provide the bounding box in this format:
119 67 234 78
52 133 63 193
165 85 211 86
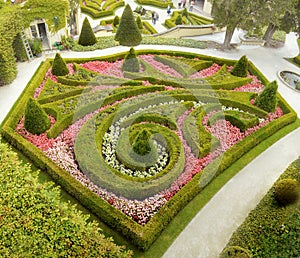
52 53 69 76
231 55 248 77
13 33 28 62
254 80 278 112
24 97 51 135
0 141 133 257
211 0 257 49
122 47 139 72
114 4 142 46
78 17 97 46
113 15 120 27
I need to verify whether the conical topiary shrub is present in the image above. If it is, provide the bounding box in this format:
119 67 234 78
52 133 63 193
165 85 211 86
122 47 139 72
175 14 183 25
24 97 51 135
114 4 142 46
13 33 28 62
113 15 120 27
78 17 97 46
52 53 69 76
254 80 278 112
132 129 151 156
136 15 143 30
231 55 248 77
274 178 300 206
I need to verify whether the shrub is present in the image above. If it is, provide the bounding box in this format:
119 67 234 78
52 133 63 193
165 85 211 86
24 97 51 135
231 55 248 77
132 128 152 155
136 15 143 29
122 47 139 72
254 80 278 112
114 4 142 46
13 33 28 62
51 53 69 76
220 246 252 258
175 14 183 25
0 141 132 257
274 178 300 206
78 17 97 46
113 15 120 26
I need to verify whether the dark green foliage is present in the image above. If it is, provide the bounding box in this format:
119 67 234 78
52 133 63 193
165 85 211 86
28 38 42 56
78 17 97 46
231 55 248 77
220 246 252 258
24 97 50 135
122 47 139 72
132 129 151 155
136 15 143 29
113 15 120 26
52 53 69 76
182 8 188 17
13 33 28 62
254 80 278 112
274 178 300 206
114 4 142 46
0 141 132 257
175 14 183 25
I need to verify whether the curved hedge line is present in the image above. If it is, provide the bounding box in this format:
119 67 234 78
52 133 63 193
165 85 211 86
74 110 185 199
135 0 173 8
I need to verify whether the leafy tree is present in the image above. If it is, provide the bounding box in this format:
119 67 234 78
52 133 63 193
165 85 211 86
69 0 80 35
24 97 51 135
0 141 133 257
114 4 142 46
52 53 69 76
78 17 97 46
211 0 257 49
254 80 278 112
122 47 139 72
231 55 248 77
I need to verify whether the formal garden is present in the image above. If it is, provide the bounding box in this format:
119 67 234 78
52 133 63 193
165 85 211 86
1 0 300 256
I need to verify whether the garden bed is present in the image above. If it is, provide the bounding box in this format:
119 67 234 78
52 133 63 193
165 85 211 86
1 49 297 250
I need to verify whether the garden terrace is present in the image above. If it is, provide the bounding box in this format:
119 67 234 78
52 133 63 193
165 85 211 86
1 49 297 250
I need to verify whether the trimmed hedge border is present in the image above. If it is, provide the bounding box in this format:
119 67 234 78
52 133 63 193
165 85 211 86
1 50 297 250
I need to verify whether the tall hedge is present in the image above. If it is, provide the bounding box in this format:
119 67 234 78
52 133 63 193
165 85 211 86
24 97 51 135
254 80 278 112
0 141 132 257
231 55 248 77
114 4 142 46
52 53 69 76
78 17 97 46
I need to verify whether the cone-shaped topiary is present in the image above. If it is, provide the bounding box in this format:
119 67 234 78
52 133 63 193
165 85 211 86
274 178 300 206
136 15 143 30
254 80 278 112
175 14 183 25
122 47 139 72
231 55 248 77
13 33 28 62
24 97 51 135
132 129 151 156
113 15 120 27
78 17 97 46
114 4 142 46
52 53 69 76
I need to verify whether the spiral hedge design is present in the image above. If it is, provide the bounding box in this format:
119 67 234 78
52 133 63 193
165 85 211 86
2 50 297 250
